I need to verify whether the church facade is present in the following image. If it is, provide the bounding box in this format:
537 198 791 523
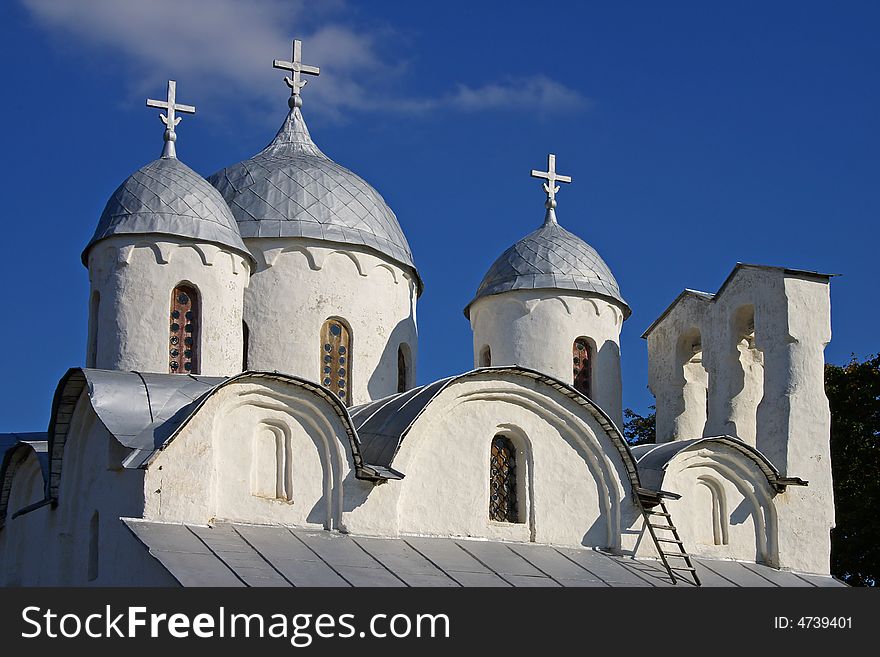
0 41 837 587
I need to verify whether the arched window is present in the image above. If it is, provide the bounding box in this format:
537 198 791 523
88 510 99 582
87 290 100 368
489 435 518 523
397 344 409 393
572 337 592 397
479 345 492 368
169 284 200 374
242 320 250 371
321 319 351 405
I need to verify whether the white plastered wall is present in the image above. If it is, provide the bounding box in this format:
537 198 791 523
87 235 251 376
0 395 176 586
645 266 833 573
243 238 418 405
344 376 637 549
469 291 625 427
628 445 780 566
143 379 356 530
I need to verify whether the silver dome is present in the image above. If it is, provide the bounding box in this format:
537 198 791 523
465 209 630 319
83 157 252 265
207 108 420 289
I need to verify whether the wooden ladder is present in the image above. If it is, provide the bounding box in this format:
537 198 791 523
637 489 701 586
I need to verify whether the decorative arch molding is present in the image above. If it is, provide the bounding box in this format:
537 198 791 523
445 386 623 546
675 452 779 565
696 474 728 545
0 444 48 530
218 388 350 528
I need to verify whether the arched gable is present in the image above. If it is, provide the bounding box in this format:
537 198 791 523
349 367 641 550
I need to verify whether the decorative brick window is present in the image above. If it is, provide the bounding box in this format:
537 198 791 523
169 284 199 374
489 435 518 523
321 319 351 405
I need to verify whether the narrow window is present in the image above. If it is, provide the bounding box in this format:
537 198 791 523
87 290 100 368
397 344 409 393
479 345 492 368
169 284 200 374
88 510 99 582
489 435 518 523
321 319 351 405
572 338 592 397
242 320 250 371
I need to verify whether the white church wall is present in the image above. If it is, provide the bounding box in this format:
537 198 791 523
87 235 251 377
1 395 175 586
646 265 834 574
377 377 634 550
469 291 625 427
648 444 779 566
646 293 711 443
0 450 46 586
144 379 355 530
243 238 418 405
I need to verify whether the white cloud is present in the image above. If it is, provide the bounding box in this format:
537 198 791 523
22 0 588 120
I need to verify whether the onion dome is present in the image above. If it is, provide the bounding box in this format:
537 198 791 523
82 80 252 266
465 154 629 319
207 107 421 291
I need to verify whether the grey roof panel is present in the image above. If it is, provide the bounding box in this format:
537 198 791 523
208 108 420 290
795 573 847 587
403 537 493 574
84 156 252 265
507 543 607 583
466 213 629 318
127 521 835 587
698 559 781 587
454 540 545 577
740 562 814 587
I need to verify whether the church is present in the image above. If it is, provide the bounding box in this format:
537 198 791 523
0 40 841 587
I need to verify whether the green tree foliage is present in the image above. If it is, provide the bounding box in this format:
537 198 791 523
623 405 656 446
826 354 880 587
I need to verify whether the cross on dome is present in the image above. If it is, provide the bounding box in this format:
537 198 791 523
531 153 572 212
273 39 321 109
146 80 196 159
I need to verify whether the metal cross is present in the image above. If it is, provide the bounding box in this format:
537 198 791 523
146 80 196 158
273 39 320 108
531 153 572 209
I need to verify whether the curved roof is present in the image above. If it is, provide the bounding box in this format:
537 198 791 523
630 437 807 493
83 156 252 265
465 209 629 318
0 435 48 529
45 368 397 502
349 366 641 490
207 108 421 290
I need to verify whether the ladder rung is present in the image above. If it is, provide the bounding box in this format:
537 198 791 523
656 538 684 545
648 523 676 530
647 511 671 517
662 553 691 559
670 566 697 572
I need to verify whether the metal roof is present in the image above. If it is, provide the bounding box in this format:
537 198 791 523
349 366 641 491
44 368 394 503
123 519 844 587
0 435 48 529
207 108 421 291
465 209 630 318
83 156 253 266
630 436 806 492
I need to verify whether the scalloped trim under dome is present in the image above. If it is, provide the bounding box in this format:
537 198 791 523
207 108 421 291
83 157 252 266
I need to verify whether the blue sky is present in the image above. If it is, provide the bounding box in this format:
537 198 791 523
1 1 877 431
